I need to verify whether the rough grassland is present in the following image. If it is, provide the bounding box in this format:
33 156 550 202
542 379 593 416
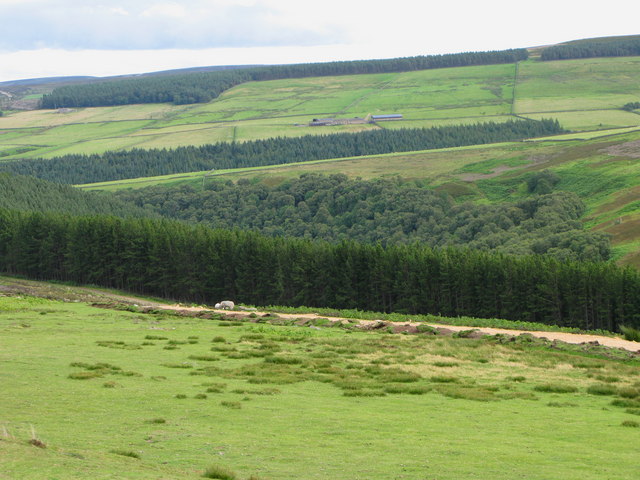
2 287 640 480
2 58 640 160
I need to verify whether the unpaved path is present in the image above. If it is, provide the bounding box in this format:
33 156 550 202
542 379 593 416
2 278 638 353
155 304 640 353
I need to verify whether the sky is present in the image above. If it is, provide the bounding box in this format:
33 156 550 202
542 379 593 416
0 0 638 82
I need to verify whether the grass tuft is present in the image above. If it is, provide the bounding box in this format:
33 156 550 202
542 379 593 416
146 418 167 424
533 383 578 394
110 449 140 459
202 465 237 480
587 384 617 396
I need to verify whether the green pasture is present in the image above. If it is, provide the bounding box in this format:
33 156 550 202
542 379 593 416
2 288 640 479
2 57 640 160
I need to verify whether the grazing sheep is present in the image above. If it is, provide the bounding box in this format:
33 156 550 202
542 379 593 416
214 300 235 310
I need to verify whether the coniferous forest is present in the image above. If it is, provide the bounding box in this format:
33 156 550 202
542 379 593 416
0 208 638 331
0 173 153 218
541 37 640 61
40 48 529 108
0 119 564 184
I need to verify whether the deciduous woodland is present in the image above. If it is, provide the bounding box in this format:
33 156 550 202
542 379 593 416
40 49 529 108
1 209 638 331
114 174 610 262
0 119 564 184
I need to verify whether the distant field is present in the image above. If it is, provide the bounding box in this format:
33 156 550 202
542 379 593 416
2 58 640 160
2 284 640 480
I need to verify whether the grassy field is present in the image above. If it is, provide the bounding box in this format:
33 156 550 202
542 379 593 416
2 280 640 479
2 57 640 160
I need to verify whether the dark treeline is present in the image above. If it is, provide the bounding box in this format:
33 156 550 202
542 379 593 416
40 49 528 108
0 172 154 217
622 102 640 112
1 209 638 331
115 173 610 262
541 37 640 61
0 119 564 184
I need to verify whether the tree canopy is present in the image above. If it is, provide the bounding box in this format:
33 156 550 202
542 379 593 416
115 173 610 262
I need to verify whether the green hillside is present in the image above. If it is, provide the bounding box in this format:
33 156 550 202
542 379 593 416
2 279 640 480
1 57 640 161
81 128 640 267
1 51 639 266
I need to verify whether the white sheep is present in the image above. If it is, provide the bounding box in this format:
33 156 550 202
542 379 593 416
214 300 235 310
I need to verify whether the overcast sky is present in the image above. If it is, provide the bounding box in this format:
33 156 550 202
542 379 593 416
0 0 638 82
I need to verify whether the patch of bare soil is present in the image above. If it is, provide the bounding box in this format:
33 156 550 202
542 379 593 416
457 155 550 182
602 139 640 158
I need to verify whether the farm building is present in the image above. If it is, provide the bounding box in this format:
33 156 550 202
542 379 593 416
309 117 368 126
370 114 403 122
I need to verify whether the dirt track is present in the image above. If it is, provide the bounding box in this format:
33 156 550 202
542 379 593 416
2 277 639 353
156 304 640 353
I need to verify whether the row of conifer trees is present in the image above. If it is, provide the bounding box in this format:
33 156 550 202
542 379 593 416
40 49 529 108
1 208 638 331
0 119 564 184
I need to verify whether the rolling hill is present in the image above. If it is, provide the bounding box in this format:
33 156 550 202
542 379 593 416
3 36 640 480
1 39 639 266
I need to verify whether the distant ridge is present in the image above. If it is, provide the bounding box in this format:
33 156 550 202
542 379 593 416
0 76 95 87
0 65 262 88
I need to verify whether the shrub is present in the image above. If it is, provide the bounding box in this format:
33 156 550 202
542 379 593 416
220 401 241 409
416 324 438 335
620 325 640 342
211 336 226 343
194 393 208 399
202 465 237 480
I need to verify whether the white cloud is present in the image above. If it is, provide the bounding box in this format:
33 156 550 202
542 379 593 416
110 7 130 16
0 0 639 82
142 3 187 18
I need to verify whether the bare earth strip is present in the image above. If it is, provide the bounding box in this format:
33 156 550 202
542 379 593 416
1 277 638 353
156 304 640 353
